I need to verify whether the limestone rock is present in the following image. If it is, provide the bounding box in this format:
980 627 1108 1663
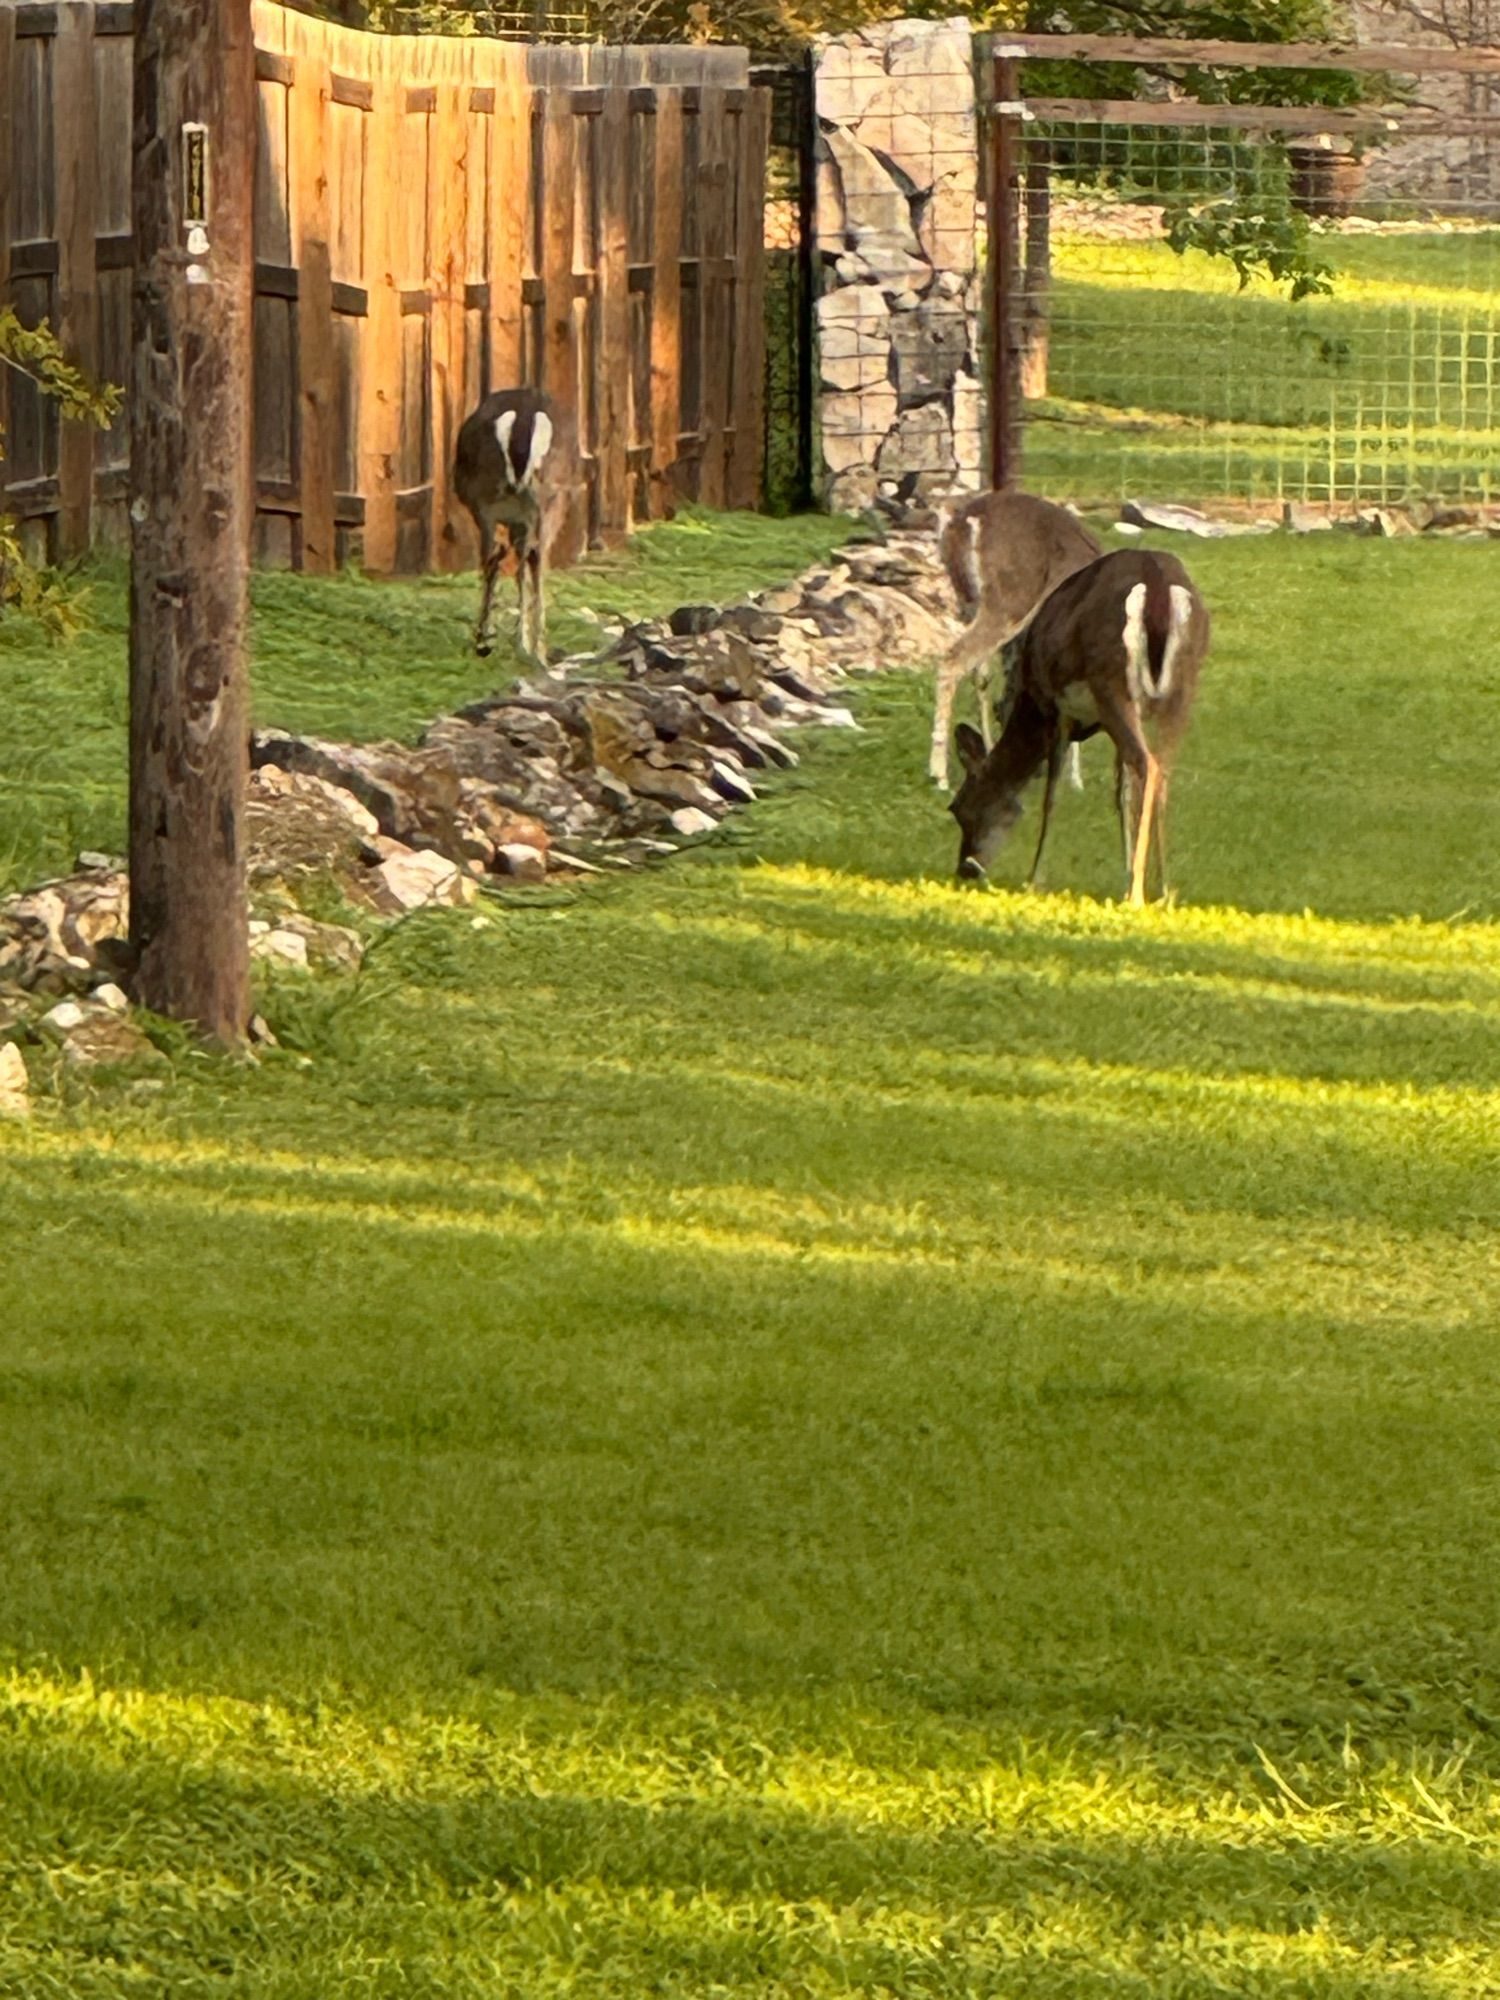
821 125 920 248
669 807 718 838
0 1041 28 1118
368 847 478 915
819 317 892 394
248 922 312 971
821 386 898 473
494 842 549 881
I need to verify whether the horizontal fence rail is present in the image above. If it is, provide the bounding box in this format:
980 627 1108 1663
0 1 770 574
982 29 1500 77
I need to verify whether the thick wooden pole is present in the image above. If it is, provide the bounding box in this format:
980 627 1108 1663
986 54 1024 491
128 0 255 1045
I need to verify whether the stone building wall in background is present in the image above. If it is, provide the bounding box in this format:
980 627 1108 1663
1351 0 1500 208
813 18 984 512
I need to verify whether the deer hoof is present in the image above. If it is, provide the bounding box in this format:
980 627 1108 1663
475 638 493 659
957 857 987 885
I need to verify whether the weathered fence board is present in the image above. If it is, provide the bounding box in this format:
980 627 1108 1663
1 1 769 573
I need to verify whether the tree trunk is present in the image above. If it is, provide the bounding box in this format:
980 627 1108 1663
129 0 255 1046
1020 145 1052 402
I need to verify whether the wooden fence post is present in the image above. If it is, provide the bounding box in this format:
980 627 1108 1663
128 0 255 1044
986 52 1025 490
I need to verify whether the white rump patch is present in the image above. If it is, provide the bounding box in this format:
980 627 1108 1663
1122 581 1149 704
960 511 982 605
1157 584 1194 697
525 410 555 485
493 411 517 468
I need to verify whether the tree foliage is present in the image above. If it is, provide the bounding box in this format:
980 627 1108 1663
0 309 121 638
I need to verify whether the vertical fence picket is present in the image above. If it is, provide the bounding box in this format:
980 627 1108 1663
428 80 468 571
293 49 336 573
53 1 97 556
489 68 528 392
650 85 682 519
596 83 630 539
696 86 730 508
360 72 402 574
540 83 583 562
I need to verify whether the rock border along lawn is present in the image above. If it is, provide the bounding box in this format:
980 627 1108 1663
0 510 962 1088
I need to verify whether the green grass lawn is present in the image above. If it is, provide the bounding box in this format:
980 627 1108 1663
3 521 1500 1995
1027 226 1500 508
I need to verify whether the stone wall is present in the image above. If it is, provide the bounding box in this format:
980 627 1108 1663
1351 0 1500 211
813 19 984 512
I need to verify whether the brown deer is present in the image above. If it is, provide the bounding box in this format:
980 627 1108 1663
948 547 1209 907
929 490 1104 790
453 386 572 665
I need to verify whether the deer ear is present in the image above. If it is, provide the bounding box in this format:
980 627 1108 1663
954 723 987 774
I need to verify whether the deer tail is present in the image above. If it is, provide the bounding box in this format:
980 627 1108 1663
939 501 982 618
1124 558 1195 702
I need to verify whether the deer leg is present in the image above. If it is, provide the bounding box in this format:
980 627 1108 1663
1129 754 1163 908
930 618 1011 788
528 531 548 666
1026 733 1066 888
474 522 504 658
1066 741 1084 791
1151 767 1172 900
1097 691 1152 905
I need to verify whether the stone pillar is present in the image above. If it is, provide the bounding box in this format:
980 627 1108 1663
814 18 982 513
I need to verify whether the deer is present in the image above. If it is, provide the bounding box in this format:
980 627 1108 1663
948 547 1209 907
929 489 1105 791
453 386 572 666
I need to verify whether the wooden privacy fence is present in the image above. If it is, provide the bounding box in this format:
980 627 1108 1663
0 1 770 574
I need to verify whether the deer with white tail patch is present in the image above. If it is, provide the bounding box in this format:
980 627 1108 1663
453 387 573 666
948 547 1209 907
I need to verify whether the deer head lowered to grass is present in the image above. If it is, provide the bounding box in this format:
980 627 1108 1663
929 489 1105 790
453 386 573 666
948 547 1210 907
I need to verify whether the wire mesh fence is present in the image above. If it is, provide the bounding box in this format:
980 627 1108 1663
981 29 1500 518
1016 113 1500 513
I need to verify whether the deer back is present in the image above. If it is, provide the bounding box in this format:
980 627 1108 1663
941 491 1103 627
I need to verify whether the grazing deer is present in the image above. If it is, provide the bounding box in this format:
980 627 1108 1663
948 547 1209 907
929 490 1104 790
453 386 571 665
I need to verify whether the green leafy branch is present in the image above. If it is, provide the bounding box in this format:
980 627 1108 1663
1 308 121 639
1163 187 1334 298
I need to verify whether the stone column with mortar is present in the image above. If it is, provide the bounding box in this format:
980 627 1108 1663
814 18 983 513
